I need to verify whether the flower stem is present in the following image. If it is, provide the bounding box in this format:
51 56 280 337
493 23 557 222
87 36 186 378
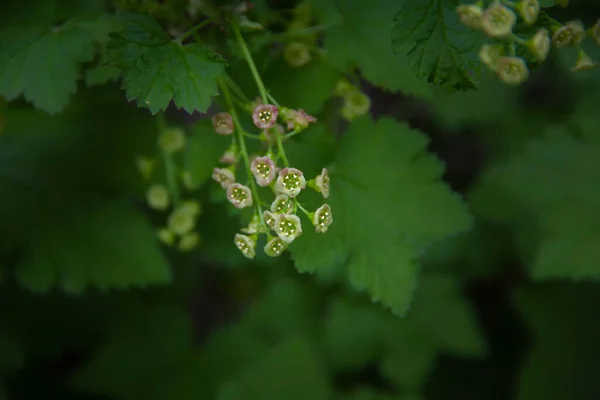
177 19 212 43
217 77 266 228
232 20 290 168
295 201 311 218
157 113 180 207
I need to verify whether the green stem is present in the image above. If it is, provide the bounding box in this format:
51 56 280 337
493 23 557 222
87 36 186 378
223 73 250 104
283 129 300 140
217 77 266 228
267 93 281 107
295 201 311 218
157 113 181 207
177 19 211 43
232 21 290 168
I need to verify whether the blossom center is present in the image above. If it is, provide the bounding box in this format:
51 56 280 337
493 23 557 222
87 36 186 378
259 110 272 123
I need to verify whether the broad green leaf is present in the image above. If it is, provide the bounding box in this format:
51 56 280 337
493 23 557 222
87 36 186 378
514 283 600 400
216 335 332 400
16 201 172 293
0 22 95 113
107 13 226 114
324 0 432 98
291 117 472 315
471 127 600 280
392 0 483 91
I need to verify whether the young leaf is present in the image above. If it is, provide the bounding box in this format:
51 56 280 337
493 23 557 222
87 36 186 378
323 0 432 98
291 117 473 315
16 201 172 293
0 22 95 114
392 0 483 91
107 13 226 114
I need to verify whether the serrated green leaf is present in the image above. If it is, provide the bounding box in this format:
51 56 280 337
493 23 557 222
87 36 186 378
323 0 432 98
0 22 95 113
514 283 600 400
291 117 472 315
216 334 332 400
107 12 226 114
392 0 483 91
471 127 600 280
16 201 171 293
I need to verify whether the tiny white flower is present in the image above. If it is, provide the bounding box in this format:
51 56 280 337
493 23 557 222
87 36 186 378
226 183 253 209
315 168 330 199
168 207 195 235
264 236 287 257
263 210 277 229
146 184 170 210
250 155 276 187
234 233 256 259
270 194 294 214
252 104 279 129
274 213 303 244
313 204 333 233
275 168 306 198
212 112 234 135
212 168 235 189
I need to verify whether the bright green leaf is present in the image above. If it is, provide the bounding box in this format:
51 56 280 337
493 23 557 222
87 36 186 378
107 12 226 114
324 0 432 98
392 0 483 91
16 201 172 293
0 22 95 113
291 117 473 315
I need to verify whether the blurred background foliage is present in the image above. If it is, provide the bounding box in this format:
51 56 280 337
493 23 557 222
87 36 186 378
1 0 600 399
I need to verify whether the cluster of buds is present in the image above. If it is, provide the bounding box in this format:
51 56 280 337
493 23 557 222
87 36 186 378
458 2 599 84
333 79 371 121
211 102 332 259
137 126 202 252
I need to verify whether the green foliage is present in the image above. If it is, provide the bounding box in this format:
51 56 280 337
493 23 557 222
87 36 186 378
106 12 226 114
1 1 599 400
291 117 472 315
392 0 483 91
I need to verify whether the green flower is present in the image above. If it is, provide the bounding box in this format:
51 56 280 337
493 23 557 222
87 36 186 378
264 236 287 257
552 20 585 47
274 214 303 244
516 0 540 25
146 184 170 210
227 183 253 209
234 233 256 259
158 127 186 153
496 56 529 85
178 232 200 252
479 43 505 70
312 204 333 233
168 207 195 235
457 3 484 30
283 42 312 68
481 1 517 38
527 28 550 62
157 228 175 246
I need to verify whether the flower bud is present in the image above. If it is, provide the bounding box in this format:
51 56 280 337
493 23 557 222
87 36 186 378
261 124 285 143
571 50 598 71
241 214 266 234
212 168 235 189
334 79 354 96
263 210 277 229
496 56 529 85
283 42 312 68
234 233 256 259
178 232 200 252
527 28 550 61
457 3 484 30
264 236 287 257
157 228 175 246
226 183 253 209
516 0 539 25
281 108 317 131
274 213 303 244
220 148 237 165
168 207 196 235
252 104 279 129
481 2 517 38
275 167 306 198
250 155 276 187
271 194 294 214
136 156 155 180
312 204 333 233
479 43 505 70
146 184 170 210
552 20 585 47
212 112 234 135
342 89 371 118
311 168 330 199
179 200 201 217
158 127 186 153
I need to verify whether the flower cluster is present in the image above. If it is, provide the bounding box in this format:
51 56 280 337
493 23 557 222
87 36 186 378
457 1 599 85
333 79 371 121
137 125 202 252
211 102 332 260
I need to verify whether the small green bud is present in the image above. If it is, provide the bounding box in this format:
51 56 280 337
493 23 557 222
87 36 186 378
342 89 371 118
158 127 186 153
334 79 355 96
283 42 312 68
496 56 529 85
178 232 200 252
481 2 517 38
479 43 505 70
527 28 551 61
157 228 175 246
179 200 201 217
136 156 155 180
571 50 598 72
146 184 170 210
457 3 484 30
552 20 585 47
168 207 196 235
516 0 539 25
